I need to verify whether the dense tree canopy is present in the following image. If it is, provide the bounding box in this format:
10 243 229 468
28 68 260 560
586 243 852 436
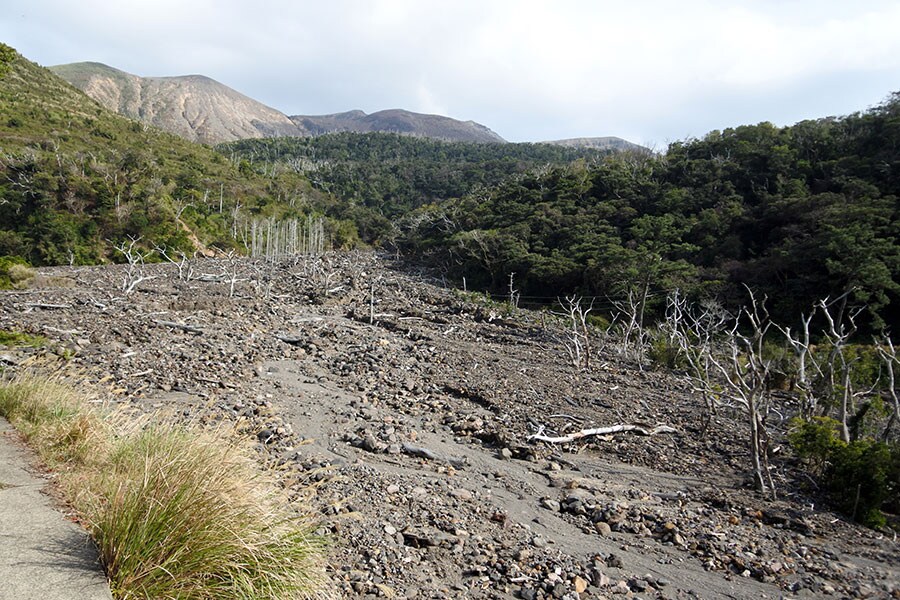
397 95 900 332
219 133 614 226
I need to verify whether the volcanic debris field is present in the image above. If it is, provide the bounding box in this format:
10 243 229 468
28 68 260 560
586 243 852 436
1 252 897 600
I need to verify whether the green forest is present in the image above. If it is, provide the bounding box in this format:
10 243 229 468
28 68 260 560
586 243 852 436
2 41 898 332
0 45 356 265
396 101 899 331
224 97 899 333
219 133 614 244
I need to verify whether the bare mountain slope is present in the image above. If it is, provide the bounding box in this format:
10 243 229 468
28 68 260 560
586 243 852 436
290 108 506 143
50 62 506 144
49 62 305 144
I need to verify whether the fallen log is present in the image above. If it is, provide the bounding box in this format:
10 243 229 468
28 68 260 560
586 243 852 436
528 424 676 444
153 319 204 334
23 302 71 310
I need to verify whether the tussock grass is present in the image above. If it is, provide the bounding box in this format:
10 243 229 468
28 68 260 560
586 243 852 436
0 376 103 467
0 375 335 600
7 263 35 287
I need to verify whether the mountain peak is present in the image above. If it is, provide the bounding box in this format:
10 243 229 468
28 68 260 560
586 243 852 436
51 62 507 144
290 108 506 143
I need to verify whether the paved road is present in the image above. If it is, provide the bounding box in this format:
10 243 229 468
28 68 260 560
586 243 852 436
0 417 113 600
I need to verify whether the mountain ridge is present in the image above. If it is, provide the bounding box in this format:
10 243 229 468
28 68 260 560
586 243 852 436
290 108 506 143
50 62 510 145
49 62 304 143
542 136 648 152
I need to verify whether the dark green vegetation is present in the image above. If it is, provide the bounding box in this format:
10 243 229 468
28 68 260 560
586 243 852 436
789 417 899 528
0 328 46 348
0 44 350 266
220 133 615 243
392 98 900 332
222 98 899 333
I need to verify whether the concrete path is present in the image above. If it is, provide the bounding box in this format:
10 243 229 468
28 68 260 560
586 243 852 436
0 416 113 600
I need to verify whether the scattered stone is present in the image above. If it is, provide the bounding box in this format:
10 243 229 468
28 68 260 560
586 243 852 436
606 554 624 569
449 488 473 501
541 497 561 512
5 254 892 600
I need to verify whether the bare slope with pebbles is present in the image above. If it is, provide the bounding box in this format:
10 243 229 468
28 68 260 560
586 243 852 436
1 252 897 599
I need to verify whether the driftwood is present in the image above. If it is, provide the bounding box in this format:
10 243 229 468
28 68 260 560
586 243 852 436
153 319 204 334
528 424 677 444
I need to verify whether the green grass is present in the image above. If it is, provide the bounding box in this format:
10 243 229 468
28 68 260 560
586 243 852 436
0 376 335 599
0 329 47 348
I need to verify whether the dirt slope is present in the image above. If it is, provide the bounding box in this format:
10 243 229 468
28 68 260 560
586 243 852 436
1 252 896 599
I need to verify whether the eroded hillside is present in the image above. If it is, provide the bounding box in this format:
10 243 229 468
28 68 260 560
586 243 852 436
1 253 897 599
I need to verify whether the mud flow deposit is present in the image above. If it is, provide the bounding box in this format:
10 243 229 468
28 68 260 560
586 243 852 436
1 252 897 599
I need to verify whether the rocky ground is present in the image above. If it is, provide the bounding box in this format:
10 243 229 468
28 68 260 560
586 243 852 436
1 252 897 600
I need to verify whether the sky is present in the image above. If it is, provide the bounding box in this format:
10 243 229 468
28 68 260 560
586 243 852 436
2 0 899 147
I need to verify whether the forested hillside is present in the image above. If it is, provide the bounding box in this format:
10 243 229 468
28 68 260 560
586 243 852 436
219 133 616 242
2 41 897 332
397 95 900 331
0 44 349 265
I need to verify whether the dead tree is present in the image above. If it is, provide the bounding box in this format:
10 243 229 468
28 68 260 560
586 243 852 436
114 237 160 295
777 309 821 420
877 336 899 441
664 291 728 436
819 294 863 443
611 287 648 364
554 295 594 370
154 244 192 282
507 272 520 309
224 251 247 298
708 288 777 498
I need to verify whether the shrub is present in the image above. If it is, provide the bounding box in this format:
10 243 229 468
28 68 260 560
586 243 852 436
0 376 335 599
789 416 900 528
647 329 683 370
0 255 33 289
0 329 47 348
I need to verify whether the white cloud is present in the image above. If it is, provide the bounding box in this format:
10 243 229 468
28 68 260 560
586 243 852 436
1 0 899 144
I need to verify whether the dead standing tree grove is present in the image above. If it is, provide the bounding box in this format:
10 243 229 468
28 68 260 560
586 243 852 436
708 289 778 497
663 291 728 436
663 288 779 496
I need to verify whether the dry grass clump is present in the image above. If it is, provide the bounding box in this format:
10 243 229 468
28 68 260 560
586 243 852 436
7 263 35 287
0 375 335 600
0 376 104 467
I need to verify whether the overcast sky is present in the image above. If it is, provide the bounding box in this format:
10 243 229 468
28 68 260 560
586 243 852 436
2 0 899 146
